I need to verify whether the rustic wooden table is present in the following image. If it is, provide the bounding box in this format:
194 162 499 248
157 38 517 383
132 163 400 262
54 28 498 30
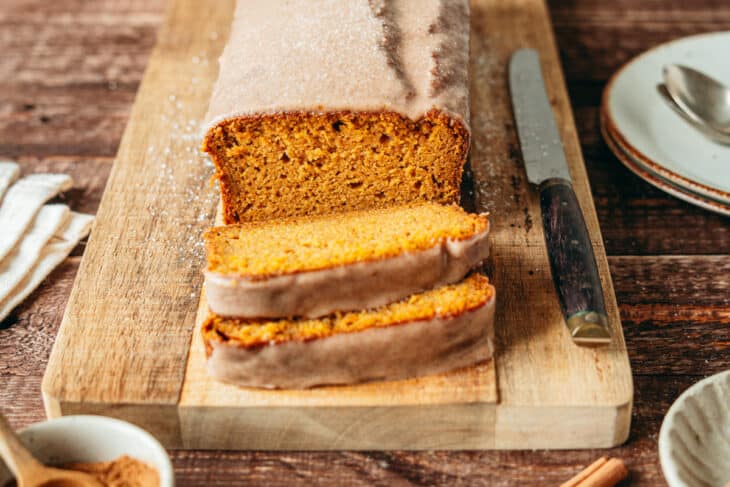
1 1 728 485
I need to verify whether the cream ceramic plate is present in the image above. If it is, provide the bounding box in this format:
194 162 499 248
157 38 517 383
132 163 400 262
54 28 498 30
602 32 730 207
659 370 730 487
601 116 730 217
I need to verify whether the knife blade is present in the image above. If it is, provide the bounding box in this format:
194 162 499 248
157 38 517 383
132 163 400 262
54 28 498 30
509 48 611 345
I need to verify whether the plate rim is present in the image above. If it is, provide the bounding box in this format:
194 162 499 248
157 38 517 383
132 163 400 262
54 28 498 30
602 109 730 206
601 31 730 203
600 112 730 217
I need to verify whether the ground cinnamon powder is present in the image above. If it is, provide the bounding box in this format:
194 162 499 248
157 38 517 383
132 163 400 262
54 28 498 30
62 455 159 487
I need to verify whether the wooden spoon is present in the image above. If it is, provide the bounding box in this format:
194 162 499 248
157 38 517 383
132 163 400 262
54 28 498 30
0 414 103 487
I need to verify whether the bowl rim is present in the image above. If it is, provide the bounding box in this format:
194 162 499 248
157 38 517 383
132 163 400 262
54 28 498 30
658 369 730 487
7 414 174 487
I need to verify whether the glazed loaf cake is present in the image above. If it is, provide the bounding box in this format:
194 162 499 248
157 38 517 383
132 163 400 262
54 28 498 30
204 202 489 318
203 0 470 224
203 273 495 389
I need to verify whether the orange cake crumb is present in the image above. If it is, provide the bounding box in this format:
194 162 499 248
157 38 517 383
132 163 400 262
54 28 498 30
202 111 468 224
204 202 488 278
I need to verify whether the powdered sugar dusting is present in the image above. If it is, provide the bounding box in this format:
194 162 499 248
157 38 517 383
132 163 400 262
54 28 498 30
468 34 517 215
135 41 219 273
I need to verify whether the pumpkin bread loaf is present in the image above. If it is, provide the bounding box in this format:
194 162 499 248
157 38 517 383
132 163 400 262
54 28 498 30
202 273 495 389
204 202 490 318
203 0 470 223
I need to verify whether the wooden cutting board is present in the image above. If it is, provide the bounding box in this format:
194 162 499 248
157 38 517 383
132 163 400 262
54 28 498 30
42 0 633 450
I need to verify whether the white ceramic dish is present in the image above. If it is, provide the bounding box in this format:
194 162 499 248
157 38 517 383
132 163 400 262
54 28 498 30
0 415 174 486
659 370 730 487
601 117 730 217
602 31 730 207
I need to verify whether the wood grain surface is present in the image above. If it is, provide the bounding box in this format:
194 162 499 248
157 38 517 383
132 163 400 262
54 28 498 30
1 0 729 485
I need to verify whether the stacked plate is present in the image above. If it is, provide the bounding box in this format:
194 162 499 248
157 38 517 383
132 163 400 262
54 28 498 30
601 32 730 217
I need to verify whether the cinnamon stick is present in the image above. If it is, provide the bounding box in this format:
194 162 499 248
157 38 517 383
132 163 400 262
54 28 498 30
561 457 628 487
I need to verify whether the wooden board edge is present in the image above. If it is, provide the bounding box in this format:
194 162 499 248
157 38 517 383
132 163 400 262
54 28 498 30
176 399 632 450
495 401 633 449
42 390 184 448
39 396 631 451
178 402 497 450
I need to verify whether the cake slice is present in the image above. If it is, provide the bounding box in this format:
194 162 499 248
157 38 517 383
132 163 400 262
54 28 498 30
203 0 470 223
204 202 489 318
202 273 495 389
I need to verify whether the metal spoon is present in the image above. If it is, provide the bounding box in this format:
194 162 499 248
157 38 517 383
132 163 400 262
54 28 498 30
656 84 730 145
0 413 103 487
663 64 730 136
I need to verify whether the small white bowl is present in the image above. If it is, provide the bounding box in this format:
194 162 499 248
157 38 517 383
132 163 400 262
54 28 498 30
0 415 174 486
659 370 730 487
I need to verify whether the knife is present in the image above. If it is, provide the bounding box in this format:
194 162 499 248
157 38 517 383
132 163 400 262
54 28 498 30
509 48 611 345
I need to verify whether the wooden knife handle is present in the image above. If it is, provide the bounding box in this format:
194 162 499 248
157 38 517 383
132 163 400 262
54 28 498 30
539 179 611 345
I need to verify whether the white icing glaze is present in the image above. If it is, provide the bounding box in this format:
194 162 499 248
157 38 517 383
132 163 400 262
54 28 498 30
203 0 470 132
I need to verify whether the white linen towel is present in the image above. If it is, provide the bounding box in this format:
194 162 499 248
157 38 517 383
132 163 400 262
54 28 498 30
0 173 73 262
0 212 94 322
0 204 70 303
0 161 20 200
0 167 94 323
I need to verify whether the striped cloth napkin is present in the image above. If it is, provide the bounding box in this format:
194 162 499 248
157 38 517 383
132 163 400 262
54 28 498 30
0 161 94 322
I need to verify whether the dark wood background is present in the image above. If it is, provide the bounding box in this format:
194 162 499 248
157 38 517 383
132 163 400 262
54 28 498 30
1 0 728 485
